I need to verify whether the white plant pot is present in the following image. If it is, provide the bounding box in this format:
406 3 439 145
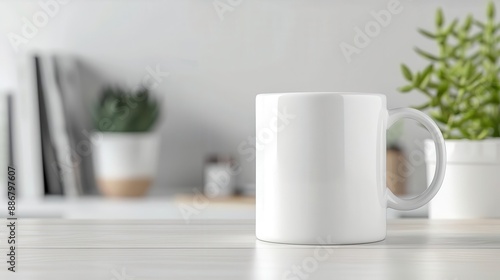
425 139 500 218
93 132 160 197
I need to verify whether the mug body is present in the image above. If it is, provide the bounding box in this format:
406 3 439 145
256 92 388 244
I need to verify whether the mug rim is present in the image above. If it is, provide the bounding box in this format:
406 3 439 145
257 92 386 98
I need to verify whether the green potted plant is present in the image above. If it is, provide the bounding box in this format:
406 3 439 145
399 2 500 218
92 86 160 197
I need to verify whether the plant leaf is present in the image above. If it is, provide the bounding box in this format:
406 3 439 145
401 64 413 81
488 1 495 20
398 85 414 93
477 128 490 139
474 20 486 28
420 74 431 89
436 8 444 28
459 127 471 139
436 82 448 97
414 102 430 110
413 72 422 87
444 19 458 35
430 111 447 123
463 15 473 32
422 64 434 78
418 28 437 39
415 47 440 61
418 65 433 89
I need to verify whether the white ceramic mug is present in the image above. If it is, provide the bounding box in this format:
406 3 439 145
256 92 446 244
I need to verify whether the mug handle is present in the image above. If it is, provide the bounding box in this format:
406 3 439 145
386 108 446 211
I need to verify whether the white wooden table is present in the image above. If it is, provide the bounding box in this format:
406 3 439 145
1 219 499 279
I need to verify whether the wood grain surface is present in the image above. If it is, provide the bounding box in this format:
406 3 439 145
0 219 499 279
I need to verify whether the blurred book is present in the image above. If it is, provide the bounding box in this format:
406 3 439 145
17 54 97 198
0 93 8 199
39 56 82 196
16 55 45 199
54 56 96 195
7 94 14 170
35 56 65 195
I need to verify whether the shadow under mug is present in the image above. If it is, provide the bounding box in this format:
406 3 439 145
256 92 446 245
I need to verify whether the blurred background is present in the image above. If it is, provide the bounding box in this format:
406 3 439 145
0 0 494 219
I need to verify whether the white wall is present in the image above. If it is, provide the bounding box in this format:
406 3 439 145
0 0 494 195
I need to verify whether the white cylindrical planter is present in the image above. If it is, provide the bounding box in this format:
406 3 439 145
425 139 500 218
93 132 160 197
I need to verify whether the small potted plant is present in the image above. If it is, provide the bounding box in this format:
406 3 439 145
92 86 160 197
399 2 500 218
